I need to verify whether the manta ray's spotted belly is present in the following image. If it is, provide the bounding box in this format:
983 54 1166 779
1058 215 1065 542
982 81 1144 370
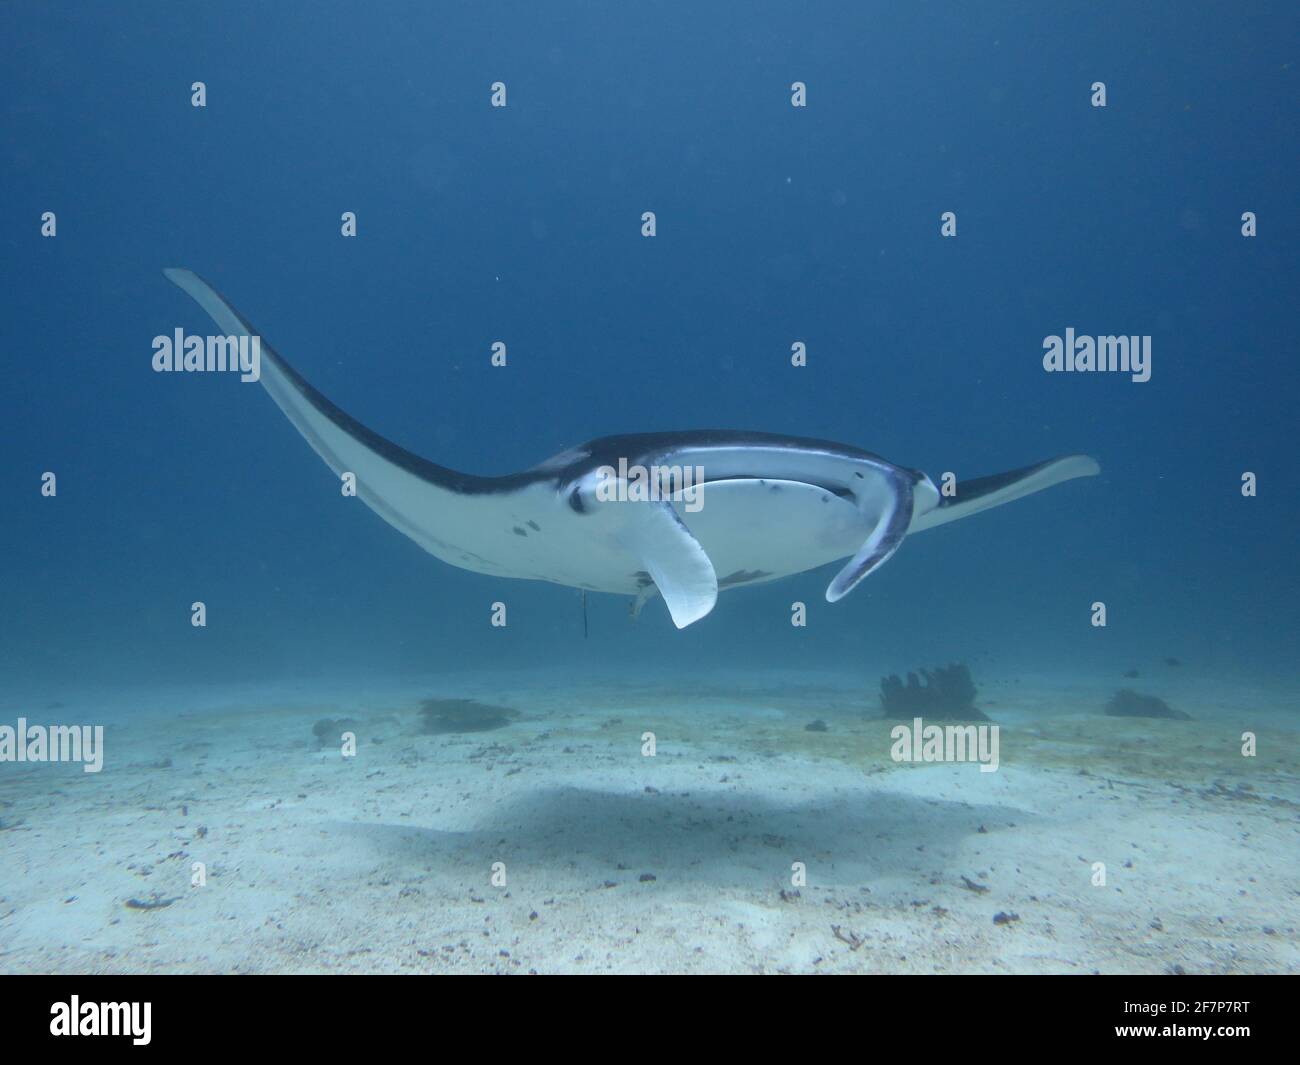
433 477 873 597
668 478 870 591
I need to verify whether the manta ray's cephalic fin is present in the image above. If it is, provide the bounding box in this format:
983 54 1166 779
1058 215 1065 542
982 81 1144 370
615 502 718 629
825 475 914 602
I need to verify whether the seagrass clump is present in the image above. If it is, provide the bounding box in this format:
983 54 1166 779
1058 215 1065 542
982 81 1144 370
879 664 988 721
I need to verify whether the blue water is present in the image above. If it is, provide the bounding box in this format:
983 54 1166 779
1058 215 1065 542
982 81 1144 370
3 1 1297 696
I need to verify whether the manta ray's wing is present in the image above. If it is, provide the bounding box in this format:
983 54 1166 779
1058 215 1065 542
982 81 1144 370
613 502 718 629
163 267 519 574
166 267 717 621
908 455 1100 533
162 267 469 488
827 453 1100 600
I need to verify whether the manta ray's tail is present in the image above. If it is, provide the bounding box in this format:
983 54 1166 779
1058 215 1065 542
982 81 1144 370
908 454 1100 533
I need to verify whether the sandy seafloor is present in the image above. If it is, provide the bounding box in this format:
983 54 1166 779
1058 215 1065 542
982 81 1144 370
1 666 1297 975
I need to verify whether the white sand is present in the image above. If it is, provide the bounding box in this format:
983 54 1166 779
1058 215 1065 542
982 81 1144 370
1 671 1297 974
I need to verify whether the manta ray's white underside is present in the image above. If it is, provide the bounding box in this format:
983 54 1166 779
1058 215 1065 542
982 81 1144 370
165 268 1100 628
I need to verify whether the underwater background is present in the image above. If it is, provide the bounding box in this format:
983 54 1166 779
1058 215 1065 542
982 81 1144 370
0 2 1297 975
4 1 1298 695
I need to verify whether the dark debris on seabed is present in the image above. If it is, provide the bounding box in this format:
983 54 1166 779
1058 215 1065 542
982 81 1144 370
418 698 521 734
1104 689 1191 720
311 717 359 746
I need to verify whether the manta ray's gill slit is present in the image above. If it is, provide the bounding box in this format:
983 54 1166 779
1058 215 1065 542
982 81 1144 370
718 569 772 588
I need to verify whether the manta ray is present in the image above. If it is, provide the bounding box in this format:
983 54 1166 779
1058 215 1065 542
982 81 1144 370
165 269 1099 628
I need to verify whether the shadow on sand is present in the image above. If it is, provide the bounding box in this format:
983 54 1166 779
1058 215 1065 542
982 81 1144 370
332 784 1029 889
